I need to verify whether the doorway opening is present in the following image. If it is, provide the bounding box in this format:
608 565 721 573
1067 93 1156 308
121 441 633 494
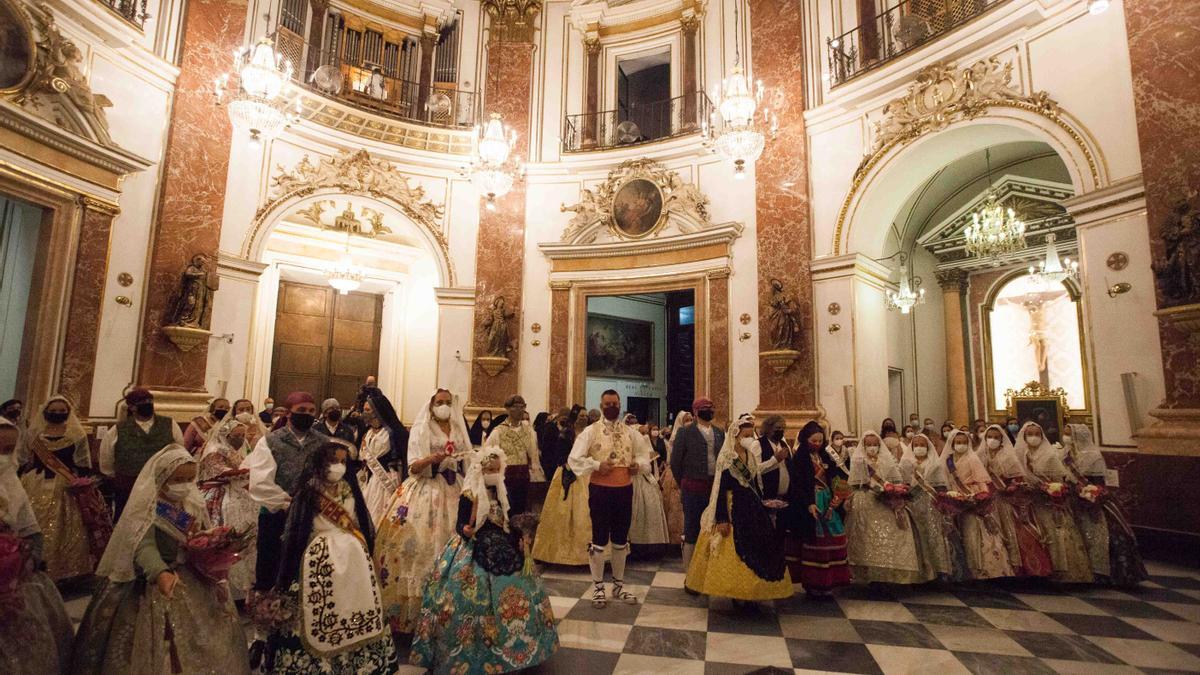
616 49 671 143
0 195 46 400
584 290 694 426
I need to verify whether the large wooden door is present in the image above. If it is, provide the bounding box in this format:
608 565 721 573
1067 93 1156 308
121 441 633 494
270 281 383 404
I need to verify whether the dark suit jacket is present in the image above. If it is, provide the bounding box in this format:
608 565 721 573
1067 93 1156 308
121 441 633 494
758 435 787 498
669 422 724 483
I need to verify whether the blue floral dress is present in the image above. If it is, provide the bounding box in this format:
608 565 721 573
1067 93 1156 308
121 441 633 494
411 488 558 673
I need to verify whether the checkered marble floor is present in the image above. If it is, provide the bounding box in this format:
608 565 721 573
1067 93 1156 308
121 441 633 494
60 558 1200 674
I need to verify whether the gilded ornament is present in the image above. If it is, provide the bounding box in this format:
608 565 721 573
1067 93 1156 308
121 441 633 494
559 158 710 244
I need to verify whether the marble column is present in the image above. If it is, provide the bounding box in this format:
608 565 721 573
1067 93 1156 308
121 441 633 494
707 270 731 425
582 33 601 149
749 0 818 421
304 0 329 78
416 30 437 123
59 199 117 415
680 12 700 130
469 9 537 409
547 281 571 411
136 0 247 416
936 269 970 425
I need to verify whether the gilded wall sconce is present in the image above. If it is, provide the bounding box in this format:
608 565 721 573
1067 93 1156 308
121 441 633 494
828 323 841 333
739 313 752 325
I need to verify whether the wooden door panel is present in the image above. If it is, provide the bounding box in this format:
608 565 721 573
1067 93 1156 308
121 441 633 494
281 283 330 316
334 292 380 320
276 344 326 373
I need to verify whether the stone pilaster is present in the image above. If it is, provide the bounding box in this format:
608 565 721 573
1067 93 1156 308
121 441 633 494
936 269 970 424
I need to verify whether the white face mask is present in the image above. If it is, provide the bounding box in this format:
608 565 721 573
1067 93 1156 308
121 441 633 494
986 438 1002 450
953 442 969 454
1061 435 1073 448
325 463 346 482
432 404 452 421
943 430 952 439
483 471 503 487
905 431 914 439
832 439 844 448
913 445 928 458
865 444 880 457
1026 436 1043 448
739 437 757 452
164 483 194 501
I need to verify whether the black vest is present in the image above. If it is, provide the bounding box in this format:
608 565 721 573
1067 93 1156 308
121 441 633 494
264 427 325 496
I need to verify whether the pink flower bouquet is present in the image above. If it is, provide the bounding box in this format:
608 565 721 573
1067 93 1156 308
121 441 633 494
184 525 253 584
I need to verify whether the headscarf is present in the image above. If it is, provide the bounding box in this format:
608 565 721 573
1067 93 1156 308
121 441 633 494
25 394 90 469
235 411 268 448
463 446 511 531
408 389 472 466
0 418 38 537
976 423 1024 485
199 414 248 461
848 430 901 486
1013 421 1068 485
468 412 491 446
940 429 991 493
1062 423 1105 480
699 416 760 533
96 445 205 583
363 387 408 476
899 433 947 489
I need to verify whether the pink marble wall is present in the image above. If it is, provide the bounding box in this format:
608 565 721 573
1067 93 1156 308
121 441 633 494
137 0 246 390
708 274 731 425
1125 0 1200 408
58 206 114 414
547 286 570 411
749 0 816 411
469 41 534 407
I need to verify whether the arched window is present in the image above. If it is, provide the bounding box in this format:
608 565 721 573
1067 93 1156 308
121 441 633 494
984 273 1088 413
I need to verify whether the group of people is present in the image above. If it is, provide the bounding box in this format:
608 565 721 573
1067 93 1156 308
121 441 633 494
0 385 1148 674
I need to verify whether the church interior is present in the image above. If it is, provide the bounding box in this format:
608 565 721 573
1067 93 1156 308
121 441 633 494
1 0 1199 672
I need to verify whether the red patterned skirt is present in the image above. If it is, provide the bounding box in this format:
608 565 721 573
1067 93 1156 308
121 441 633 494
785 533 851 593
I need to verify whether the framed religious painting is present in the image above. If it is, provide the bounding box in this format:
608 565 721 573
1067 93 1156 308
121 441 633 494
0 0 36 95
586 314 654 380
1006 381 1068 444
610 177 665 239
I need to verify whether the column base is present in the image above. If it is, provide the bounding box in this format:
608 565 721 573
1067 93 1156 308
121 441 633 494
1136 407 1200 456
148 389 212 423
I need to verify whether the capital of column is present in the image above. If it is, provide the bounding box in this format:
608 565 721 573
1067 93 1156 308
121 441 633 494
309 0 330 13
584 35 601 55
680 10 702 34
935 268 970 293
549 280 572 291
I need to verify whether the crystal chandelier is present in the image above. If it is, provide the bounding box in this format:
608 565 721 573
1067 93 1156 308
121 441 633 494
1027 232 1078 287
702 3 776 179
214 35 300 148
963 149 1027 263
466 113 522 209
326 235 364 295
885 254 926 314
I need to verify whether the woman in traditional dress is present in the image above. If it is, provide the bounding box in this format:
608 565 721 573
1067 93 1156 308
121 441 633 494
196 415 257 598
532 422 591 566
234 408 268 451
941 430 1013 579
658 410 690 551
1015 422 1094 583
781 420 851 598
0 419 73 675
71 445 250 674
374 388 472 632
21 395 110 581
1060 424 1146 586
629 421 670 557
270 440 396 673
359 389 404 525
685 414 792 601
899 433 966 582
978 424 1051 578
845 431 927 584
412 447 557 673
468 411 493 447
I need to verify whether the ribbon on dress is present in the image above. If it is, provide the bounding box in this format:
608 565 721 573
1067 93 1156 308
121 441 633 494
317 488 366 548
361 431 399 495
155 500 199 542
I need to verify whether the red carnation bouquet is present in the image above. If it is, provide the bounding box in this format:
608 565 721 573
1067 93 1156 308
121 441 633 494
936 489 993 517
1078 484 1107 504
184 525 253 584
874 481 912 528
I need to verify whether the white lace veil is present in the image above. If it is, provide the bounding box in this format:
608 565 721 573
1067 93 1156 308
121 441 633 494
899 433 946 488
849 431 900 486
25 394 90 468
978 423 1024 481
699 419 760 533
463 446 511 530
1064 423 1106 479
408 389 473 465
235 411 268 448
200 414 248 460
1013 421 1067 484
95 445 208 583
0 418 38 537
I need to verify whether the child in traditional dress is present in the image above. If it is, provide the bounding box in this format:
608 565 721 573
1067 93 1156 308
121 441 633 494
197 415 257 598
1015 422 1094 583
412 447 558 673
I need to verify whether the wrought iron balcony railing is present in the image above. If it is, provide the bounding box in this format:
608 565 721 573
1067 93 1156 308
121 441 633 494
96 0 148 29
827 0 1008 86
563 91 712 153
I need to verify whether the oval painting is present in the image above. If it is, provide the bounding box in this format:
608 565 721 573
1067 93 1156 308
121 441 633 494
0 0 33 93
611 178 664 238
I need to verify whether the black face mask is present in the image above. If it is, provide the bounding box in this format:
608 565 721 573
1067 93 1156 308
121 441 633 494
697 409 715 422
44 411 69 425
601 406 620 421
326 410 342 423
213 409 228 421
290 413 315 432
770 429 785 442
134 402 155 417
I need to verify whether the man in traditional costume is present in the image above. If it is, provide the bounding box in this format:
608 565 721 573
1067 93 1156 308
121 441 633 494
568 390 652 608
669 397 724 571
483 394 545 516
98 388 184 520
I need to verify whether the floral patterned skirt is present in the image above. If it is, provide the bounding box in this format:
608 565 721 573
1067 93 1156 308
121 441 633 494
0 571 72 675
532 468 591 566
411 535 558 674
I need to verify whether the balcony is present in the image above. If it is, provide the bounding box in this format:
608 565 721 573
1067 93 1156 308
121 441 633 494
563 91 712 153
95 0 147 29
827 0 1008 86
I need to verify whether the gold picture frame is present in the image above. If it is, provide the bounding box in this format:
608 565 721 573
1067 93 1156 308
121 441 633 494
0 0 37 95
1005 381 1069 444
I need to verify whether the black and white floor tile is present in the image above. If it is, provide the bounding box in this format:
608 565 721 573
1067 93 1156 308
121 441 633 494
60 558 1200 674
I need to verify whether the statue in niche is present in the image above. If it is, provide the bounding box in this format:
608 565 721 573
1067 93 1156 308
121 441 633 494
165 254 218 329
767 278 802 351
1153 194 1200 305
482 296 515 357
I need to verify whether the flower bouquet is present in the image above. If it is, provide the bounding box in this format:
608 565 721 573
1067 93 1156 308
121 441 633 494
875 482 912 528
247 588 298 632
1075 483 1108 518
184 525 253 584
1036 481 1070 507
830 477 852 509
935 490 971 517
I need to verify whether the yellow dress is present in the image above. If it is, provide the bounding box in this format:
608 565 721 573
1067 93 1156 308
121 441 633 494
532 467 591 565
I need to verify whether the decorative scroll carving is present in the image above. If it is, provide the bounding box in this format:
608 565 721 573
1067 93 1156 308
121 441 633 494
559 158 711 244
3 2 116 147
482 0 543 42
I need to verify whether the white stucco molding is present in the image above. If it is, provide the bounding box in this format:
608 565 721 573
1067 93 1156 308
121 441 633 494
540 221 742 261
812 252 894 292
434 286 477 307
1062 173 1146 229
216 251 269 282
